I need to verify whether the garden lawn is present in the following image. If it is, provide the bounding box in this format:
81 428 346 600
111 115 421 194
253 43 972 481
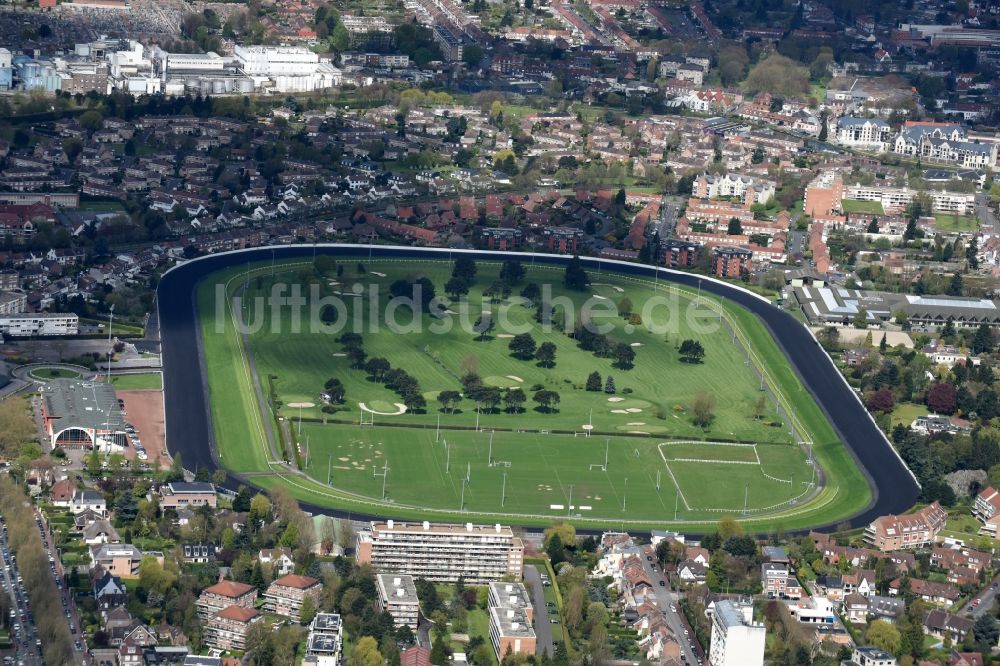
840 199 884 215
934 214 978 233
110 372 162 391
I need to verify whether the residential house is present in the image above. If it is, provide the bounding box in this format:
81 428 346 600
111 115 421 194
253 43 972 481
90 544 155 579
182 543 217 564
93 570 128 611
973 486 1000 536
924 609 973 643
259 548 294 576
677 559 706 584
50 477 76 507
888 578 960 606
83 519 120 545
71 489 107 516
843 593 869 623
159 482 217 510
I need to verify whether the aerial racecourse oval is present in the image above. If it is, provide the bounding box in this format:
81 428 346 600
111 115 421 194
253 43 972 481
157 244 919 532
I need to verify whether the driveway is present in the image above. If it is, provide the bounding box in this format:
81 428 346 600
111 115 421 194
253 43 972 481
524 564 554 657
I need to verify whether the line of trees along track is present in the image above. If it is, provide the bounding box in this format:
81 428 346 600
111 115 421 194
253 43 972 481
156 245 920 533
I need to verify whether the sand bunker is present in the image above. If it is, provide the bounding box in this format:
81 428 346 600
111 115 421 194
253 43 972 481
358 402 408 415
611 409 628 414
506 375 524 382
287 402 315 408
371 271 386 277
592 294 608 300
630 342 643 347
627 422 645 426
496 333 514 338
607 397 625 402
332 352 347 357
626 407 643 413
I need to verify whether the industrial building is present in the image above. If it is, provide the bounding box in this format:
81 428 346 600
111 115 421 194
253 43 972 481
39 379 127 451
356 520 524 583
792 286 1000 329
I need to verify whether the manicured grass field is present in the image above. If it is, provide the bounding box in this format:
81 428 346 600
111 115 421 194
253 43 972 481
244 261 790 444
299 425 813 520
934 214 978 233
110 372 163 391
29 367 81 380
840 199 885 215
195 256 872 530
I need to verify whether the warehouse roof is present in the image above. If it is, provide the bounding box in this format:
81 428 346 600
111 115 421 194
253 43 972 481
41 379 124 433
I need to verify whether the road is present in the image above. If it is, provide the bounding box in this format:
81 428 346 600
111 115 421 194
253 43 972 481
0 517 41 666
523 565 554 657
35 508 88 663
961 572 1000 619
156 245 921 532
655 197 681 239
976 193 997 236
635 552 703 664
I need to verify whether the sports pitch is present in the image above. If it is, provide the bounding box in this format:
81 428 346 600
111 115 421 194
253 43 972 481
197 256 871 529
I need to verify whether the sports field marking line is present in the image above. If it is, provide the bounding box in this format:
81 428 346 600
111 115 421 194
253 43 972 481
667 458 758 465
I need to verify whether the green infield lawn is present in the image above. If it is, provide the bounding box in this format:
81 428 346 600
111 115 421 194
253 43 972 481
934 214 978 232
29 367 82 380
840 199 884 215
195 256 872 530
110 372 163 391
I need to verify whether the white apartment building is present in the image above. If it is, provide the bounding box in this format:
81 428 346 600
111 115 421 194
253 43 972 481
305 613 343 666
0 313 79 336
356 520 524 584
487 581 536 661
375 574 420 630
709 600 765 666
844 184 975 216
693 172 775 204
894 123 997 169
833 117 893 151
0 291 27 315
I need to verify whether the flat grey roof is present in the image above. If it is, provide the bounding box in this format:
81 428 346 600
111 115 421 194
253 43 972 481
42 379 124 433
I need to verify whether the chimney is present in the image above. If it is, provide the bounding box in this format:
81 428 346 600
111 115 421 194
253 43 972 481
393 577 401 586
397 588 405 597
507 610 514 618
509 596 517 605
511 622 519 631
387 519 394 529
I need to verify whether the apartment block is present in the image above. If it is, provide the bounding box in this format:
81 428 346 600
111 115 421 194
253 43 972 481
264 574 322 621
843 646 897 666
356 520 524 584
196 580 257 620
712 247 752 278
693 173 775 206
488 581 536 661
863 501 947 551
974 486 1000 536
305 613 343 666
204 606 262 651
709 600 765 666
376 574 420 630
159 482 217 509
0 313 78 336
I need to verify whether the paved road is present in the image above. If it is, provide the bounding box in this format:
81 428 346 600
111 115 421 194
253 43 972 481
36 508 88 663
157 245 921 531
961 572 1000 618
976 193 997 236
1 518 41 666
634 553 702 664
523 565 554 657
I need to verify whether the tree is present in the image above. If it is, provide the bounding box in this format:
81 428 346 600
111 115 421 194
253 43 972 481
973 323 994 354
348 637 386 666
299 596 316 625
364 357 391 382
249 494 272 525
79 110 104 131
462 44 484 68
323 378 346 404
692 392 716 428
866 620 901 655
564 256 590 291
854 307 869 329
678 339 705 364
867 388 896 413
727 218 743 235
974 613 999 651
499 260 525 285
546 533 565 565
613 342 636 370
445 276 470 300
473 314 493 341
947 272 963 297
536 342 557 368
927 382 957 415
452 256 477 285
586 371 602 392
867 218 880 233
745 53 810 97
504 388 526 413
116 489 138 525
533 390 561 413
437 390 462 414
509 333 537 360
605 375 616 394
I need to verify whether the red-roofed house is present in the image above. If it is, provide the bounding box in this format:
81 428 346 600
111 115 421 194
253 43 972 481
973 486 1000 536
863 502 947 551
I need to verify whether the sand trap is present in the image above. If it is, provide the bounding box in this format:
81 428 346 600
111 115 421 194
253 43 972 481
630 342 643 347
358 402 408 415
371 271 386 277
506 375 524 382
593 283 625 293
496 333 514 338
608 397 625 402
611 409 628 414
288 402 315 408
627 422 646 426
338 457 349 462
482 309 492 315
444 309 458 315
592 294 608 300
332 352 347 357
628 431 650 435
626 407 643 413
